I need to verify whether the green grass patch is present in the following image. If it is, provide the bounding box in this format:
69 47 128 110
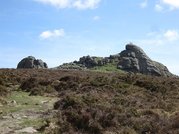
90 63 125 73
19 118 46 128
1 91 56 115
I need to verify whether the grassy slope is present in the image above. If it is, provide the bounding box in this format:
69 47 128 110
0 77 58 134
0 90 58 134
1 91 56 114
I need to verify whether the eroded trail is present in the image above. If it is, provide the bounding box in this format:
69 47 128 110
0 91 58 134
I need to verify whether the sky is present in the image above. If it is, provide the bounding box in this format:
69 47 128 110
0 0 179 75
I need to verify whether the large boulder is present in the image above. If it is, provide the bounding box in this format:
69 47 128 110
117 43 172 76
17 56 48 69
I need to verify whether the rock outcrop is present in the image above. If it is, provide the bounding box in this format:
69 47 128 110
57 56 110 70
17 56 48 69
117 43 172 76
57 63 86 70
75 56 106 68
57 43 173 76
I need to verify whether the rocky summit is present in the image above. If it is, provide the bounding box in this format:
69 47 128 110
118 43 172 76
17 56 48 69
58 43 173 77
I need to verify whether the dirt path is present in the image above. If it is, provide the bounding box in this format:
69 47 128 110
0 91 58 134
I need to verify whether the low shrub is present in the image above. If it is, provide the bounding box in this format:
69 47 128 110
0 85 8 97
20 77 38 92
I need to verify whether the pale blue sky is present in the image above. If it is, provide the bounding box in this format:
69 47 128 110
0 0 179 75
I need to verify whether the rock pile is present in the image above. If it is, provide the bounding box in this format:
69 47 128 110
17 56 48 69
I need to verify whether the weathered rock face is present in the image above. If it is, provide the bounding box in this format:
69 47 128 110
17 56 48 69
118 43 172 76
77 56 106 68
57 63 86 70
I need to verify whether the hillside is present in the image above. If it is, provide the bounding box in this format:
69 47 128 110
1 0 179 133
0 69 179 134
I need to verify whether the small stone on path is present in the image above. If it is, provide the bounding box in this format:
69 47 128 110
15 127 37 133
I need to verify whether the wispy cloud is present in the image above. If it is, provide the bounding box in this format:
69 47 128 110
34 0 102 10
161 0 179 9
93 15 100 21
39 29 65 39
164 30 179 41
155 0 179 11
73 0 101 10
140 0 148 8
35 0 70 8
155 4 164 12
136 29 179 47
